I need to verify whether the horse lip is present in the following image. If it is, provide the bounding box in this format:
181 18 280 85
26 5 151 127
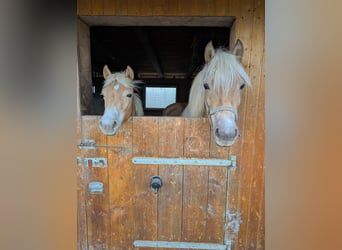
99 122 119 135
214 134 238 147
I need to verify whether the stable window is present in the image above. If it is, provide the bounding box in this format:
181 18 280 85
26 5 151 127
78 17 235 115
145 86 176 109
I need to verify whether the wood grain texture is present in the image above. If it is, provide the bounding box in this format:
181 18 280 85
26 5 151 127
107 119 133 249
244 1 265 248
157 117 184 242
77 146 88 250
77 19 92 115
208 130 229 244
132 117 159 250
182 118 210 242
233 1 264 249
81 116 109 250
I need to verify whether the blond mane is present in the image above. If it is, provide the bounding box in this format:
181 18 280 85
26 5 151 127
182 48 251 117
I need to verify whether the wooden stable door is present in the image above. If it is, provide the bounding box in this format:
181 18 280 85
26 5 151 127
78 116 240 250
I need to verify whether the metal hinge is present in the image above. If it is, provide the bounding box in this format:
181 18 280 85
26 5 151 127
78 139 95 149
77 157 107 167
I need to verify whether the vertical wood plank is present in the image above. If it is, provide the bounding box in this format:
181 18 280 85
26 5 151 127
114 0 128 15
107 119 133 249
132 117 159 250
157 117 184 242
77 19 92 115
77 145 88 250
208 126 229 244
231 0 263 249
81 116 109 250
244 1 265 248
182 118 210 242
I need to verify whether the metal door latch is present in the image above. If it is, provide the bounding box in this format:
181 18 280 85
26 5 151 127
150 176 163 194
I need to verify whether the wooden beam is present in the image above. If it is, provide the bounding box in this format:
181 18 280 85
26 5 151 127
135 27 163 77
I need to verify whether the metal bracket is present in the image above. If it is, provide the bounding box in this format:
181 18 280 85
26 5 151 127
79 139 95 149
132 155 236 169
89 181 104 194
77 157 107 167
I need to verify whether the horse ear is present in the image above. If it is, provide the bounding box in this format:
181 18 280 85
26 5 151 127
232 39 244 59
125 65 134 80
204 41 215 63
103 65 111 79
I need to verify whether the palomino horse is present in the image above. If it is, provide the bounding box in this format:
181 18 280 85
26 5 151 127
99 65 144 135
164 40 251 146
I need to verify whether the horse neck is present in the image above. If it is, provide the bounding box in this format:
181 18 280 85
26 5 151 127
182 70 206 117
133 94 144 116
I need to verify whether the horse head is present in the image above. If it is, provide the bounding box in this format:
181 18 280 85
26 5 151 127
99 65 143 135
202 40 251 146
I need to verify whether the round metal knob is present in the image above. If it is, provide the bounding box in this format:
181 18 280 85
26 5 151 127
150 176 163 194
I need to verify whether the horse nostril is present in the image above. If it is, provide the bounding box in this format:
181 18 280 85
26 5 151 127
112 121 117 130
215 128 220 137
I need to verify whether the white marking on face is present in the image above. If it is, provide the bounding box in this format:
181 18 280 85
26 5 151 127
113 84 120 90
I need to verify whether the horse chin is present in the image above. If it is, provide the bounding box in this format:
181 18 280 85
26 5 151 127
214 136 237 147
102 129 118 136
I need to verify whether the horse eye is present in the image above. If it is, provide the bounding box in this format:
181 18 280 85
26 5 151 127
100 94 104 98
240 84 245 90
204 83 210 90
126 93 132 98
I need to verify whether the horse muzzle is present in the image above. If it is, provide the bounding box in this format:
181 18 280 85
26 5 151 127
214 126 240 146
208 106 240 146
99 109 122 135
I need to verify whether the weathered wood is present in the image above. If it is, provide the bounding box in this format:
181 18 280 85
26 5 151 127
182 118 210 242
81 116 109 250
107 119 133 249
132 117 159 250
77 145 88 250
244 1 265 248
234 1 262 249
77 19 92 115
208 134 229 244
157 117 184 242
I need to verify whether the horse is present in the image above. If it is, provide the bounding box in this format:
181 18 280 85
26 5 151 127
99 65 144 135
164 40 251 146
162 102 187 116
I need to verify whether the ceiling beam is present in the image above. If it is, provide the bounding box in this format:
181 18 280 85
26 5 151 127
135 27 163 78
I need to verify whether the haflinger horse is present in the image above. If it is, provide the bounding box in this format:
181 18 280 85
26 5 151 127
99 65 144 135
164 40 251 146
